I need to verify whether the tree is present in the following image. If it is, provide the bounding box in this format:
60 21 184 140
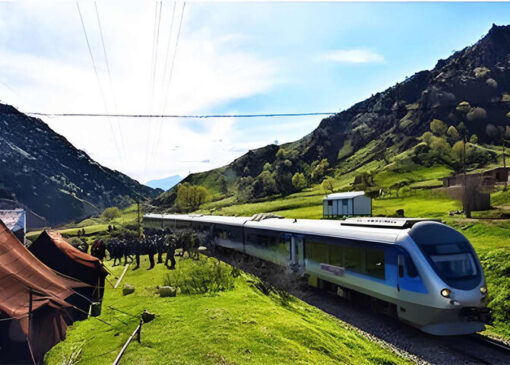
253 170 278 197
311 159 329 183
237 176 254 203
321 177 334 194
456 101 471 114
447 126 461 142
452 140 466 161
430 119 448 136
421 131 434 145
430 136 451 152
263 162 272 172
176 183 210 212
466 107 487 122
102 207 121 221
469 134 478 144
291 172 307 191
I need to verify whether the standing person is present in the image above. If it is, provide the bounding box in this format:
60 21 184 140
132 234 143 271
147 235 156 270
156 234 164 264
165 233 177 269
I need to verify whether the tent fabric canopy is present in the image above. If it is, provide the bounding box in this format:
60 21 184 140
29 231 108 303
0 220 85 364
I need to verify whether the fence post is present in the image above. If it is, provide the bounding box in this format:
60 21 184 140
137 319 142 343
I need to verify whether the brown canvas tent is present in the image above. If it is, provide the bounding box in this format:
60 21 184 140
29 231 108 319
0 220 86 364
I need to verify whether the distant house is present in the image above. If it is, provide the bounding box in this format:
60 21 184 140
323 191 372 218
442 167 510 187
0 209 26 244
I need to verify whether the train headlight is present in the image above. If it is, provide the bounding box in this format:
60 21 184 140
480 286 487 296
441 288 451 298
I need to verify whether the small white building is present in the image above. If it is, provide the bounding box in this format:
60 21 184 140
0 209 26 244
323 191 372 218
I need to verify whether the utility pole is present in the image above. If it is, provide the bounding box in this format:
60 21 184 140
137 199 141 237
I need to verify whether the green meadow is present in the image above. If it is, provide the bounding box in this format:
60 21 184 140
46 257 411 365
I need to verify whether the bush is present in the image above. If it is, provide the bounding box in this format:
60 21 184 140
430 119 448 136
479 249 510 337
176 183 210 212
291 173 307 191
102 207 121 221
321 177 334 194
163 256 238 295
466 107 487 122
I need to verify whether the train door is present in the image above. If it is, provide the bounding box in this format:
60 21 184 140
290 235 305 272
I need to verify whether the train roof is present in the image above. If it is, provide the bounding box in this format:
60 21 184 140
144 214 441 244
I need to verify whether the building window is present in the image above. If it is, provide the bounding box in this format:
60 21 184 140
342 200 348 208
327 200 333 206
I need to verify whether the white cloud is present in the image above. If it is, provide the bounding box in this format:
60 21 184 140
0 1 282 183
321 49 384 64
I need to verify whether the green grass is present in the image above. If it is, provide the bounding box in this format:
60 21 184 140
26 204 139 242
46 257 410 365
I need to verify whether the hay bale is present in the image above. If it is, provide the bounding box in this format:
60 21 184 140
159 286 176 297
123 284 135 296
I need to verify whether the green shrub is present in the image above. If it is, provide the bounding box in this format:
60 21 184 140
163 256 238 295
102 207 121 221
479 249 510 337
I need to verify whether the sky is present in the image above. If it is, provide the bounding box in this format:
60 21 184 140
1 1 510 185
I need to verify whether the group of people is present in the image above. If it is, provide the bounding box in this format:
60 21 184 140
90 229 204 271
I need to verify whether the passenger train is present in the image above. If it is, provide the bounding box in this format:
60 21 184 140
143 213 489 335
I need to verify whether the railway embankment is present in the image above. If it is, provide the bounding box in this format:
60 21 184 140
46 255 413 364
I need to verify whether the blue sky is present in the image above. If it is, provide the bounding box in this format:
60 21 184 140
1 1 509 183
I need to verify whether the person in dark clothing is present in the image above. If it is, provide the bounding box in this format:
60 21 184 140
132 235 143 271
164 233 177 269
147 236 156 270
156 235 165 264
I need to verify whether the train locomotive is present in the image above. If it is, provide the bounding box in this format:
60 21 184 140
143 213 489 335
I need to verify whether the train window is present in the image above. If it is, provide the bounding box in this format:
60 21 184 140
366 249 385 279
406 256 418 277
329 245 343 267
306 241 329 264
344 247 364 272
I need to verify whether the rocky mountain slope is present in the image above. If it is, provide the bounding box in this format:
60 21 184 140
154 24 510 209
0 105 159 226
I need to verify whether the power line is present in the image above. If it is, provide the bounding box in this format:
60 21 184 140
150 1 177 162
151 1 185 164
76 2 125 170
94 1 127 159
25 111 337 118
143 0 163 182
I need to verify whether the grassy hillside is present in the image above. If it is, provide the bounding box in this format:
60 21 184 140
46 256 411 365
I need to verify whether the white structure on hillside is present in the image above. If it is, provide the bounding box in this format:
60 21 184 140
323 191 371 218
0 209 26 244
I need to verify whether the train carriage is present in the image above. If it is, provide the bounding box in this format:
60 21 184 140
143 213 489 336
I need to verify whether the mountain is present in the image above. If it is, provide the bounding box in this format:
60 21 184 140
146 175 182 191
0 104 160 226
153 24 510 210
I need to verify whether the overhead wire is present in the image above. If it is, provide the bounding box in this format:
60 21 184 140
151 1 186 166
94 1 127 162
142 0 163 182
76 2 125 171
150 0 177 163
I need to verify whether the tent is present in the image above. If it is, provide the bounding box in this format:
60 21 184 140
29 231 108 319
0 220 85 364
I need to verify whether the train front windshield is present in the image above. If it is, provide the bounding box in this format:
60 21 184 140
424 243 477 279
409 221 482 290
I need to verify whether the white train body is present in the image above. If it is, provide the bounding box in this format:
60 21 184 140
144 214 489 335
